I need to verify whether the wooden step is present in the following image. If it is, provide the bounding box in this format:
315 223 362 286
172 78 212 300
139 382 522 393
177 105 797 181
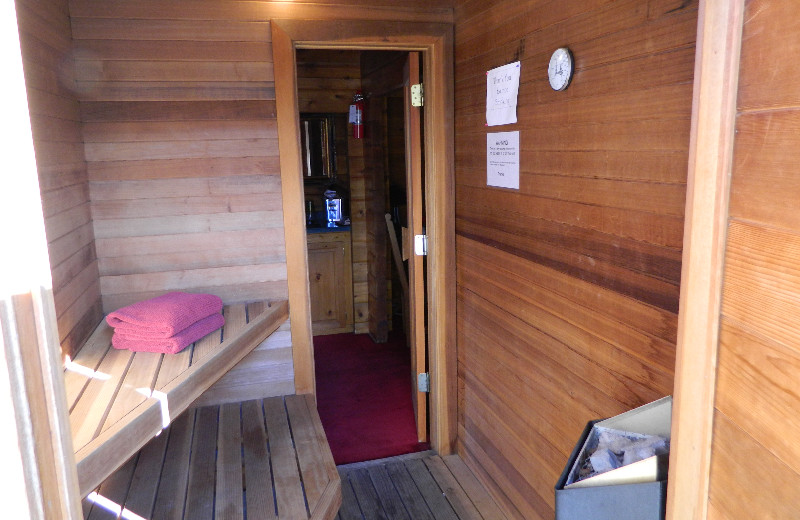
65 299 289 496
82 395 341 520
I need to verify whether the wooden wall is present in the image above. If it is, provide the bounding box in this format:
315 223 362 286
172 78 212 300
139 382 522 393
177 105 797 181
16 0 103 359
69 3 293 402
707 1 800 516
453 1 696 518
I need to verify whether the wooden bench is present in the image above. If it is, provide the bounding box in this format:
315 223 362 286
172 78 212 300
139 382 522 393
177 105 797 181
65 299 289 497
82 394 341 520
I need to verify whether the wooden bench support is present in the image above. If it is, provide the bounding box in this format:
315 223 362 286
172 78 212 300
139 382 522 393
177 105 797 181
82 395 341 520
65 299 289 497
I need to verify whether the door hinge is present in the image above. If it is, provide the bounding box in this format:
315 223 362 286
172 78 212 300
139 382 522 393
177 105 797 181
411 83 424 107
414 234 427 256
417 372 430 393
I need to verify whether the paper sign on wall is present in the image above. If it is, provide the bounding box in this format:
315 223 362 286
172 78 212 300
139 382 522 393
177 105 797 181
487 131 520 190
486 61 520 126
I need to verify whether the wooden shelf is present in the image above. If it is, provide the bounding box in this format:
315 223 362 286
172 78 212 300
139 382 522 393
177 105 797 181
65 299 289 496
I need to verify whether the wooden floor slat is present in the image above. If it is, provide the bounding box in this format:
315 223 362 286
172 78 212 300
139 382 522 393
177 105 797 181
241 399 278 520
86 456 138 520
338 452 508 520
424 456 483 520
405 458 460 520
185 406 219 520
367 464 412 520
336 468 364 520
348 468 385 520
286 393 329 507
264 396 309 519
151 410 194 520
122 427 169 519
442 455 507 519
216 402 244 520
383 460 437 520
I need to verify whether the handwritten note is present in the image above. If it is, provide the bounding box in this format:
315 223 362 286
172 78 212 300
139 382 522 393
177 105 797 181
487 131 520 189
486 61 520 126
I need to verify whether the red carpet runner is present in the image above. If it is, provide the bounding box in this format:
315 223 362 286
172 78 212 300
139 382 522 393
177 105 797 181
313 332 429 465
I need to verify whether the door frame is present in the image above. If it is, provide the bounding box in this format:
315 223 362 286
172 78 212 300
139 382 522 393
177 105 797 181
272 19 457 454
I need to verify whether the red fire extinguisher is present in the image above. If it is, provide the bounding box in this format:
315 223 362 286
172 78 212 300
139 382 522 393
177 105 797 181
350 90 364 139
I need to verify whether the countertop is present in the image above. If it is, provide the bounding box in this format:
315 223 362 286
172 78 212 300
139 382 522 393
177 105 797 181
306 225 351 234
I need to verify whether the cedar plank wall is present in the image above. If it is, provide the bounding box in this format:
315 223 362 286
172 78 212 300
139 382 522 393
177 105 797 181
15 0 103 360
707 1 800 517
296 49 369 334
453 1 696 518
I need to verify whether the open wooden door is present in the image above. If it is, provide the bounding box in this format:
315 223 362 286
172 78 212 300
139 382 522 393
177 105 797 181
404 52 427 443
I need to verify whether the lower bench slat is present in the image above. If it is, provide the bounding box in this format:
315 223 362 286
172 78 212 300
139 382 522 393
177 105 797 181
69 299 289 497
82 395 341 520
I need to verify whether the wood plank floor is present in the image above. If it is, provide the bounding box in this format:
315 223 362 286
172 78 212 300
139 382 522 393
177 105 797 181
336 451 507 520
81 394 340 520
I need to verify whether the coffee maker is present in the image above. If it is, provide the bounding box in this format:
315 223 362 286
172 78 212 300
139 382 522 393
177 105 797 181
325 197 342 227
324 186 344 227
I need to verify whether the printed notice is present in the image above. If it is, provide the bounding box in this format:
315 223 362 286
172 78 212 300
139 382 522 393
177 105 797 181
486 61 520 126
487 131 520 189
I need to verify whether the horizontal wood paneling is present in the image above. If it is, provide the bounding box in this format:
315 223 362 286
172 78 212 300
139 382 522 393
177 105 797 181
83 106 289 312
17 0 102 359
197 320 295 406
454 0 694 517
708 412 800 519
708 1 800 514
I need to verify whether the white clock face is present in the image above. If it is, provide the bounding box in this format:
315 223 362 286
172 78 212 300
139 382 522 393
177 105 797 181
548 47 573 91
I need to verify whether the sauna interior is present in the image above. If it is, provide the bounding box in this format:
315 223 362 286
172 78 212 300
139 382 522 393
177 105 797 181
4 0 800 518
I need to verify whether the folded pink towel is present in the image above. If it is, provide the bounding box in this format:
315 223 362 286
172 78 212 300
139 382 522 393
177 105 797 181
106 292 223 338
111 313 225 354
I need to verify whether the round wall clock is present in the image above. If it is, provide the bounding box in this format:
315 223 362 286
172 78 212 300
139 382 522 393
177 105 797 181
548 47 574 91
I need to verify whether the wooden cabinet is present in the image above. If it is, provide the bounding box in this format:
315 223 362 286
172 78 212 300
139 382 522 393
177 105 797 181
307 230 354 335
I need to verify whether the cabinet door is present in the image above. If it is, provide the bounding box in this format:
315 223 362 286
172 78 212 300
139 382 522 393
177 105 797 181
307 233 353 335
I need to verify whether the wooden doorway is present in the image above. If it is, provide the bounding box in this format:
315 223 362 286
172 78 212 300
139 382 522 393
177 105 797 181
272 19 456 454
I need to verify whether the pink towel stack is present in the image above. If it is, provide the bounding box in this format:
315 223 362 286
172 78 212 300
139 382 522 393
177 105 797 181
106 292 225 354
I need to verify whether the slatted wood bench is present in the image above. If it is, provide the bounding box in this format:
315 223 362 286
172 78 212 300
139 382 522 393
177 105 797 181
65 299 289 497
82 394 341 520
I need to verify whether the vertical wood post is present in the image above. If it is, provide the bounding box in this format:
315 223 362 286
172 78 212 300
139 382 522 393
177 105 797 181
667 1 744 518
273 21 317 396
1 4 81 517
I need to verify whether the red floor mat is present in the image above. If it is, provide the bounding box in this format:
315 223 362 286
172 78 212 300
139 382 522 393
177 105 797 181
313 332 429 465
